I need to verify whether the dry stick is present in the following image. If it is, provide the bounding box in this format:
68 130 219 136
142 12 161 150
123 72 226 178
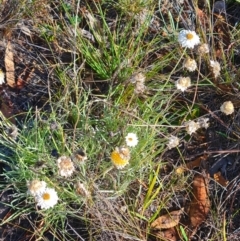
5 41 15 88
204 149 240 154
184 150 240 161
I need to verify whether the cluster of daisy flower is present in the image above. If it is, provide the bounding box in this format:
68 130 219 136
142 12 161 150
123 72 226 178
27 149 89 210
167 117 210 149
176 29 221 92
170 28 235 149
110 133 138 169
167 99 235 150
56 149 87 177
27 180 58 210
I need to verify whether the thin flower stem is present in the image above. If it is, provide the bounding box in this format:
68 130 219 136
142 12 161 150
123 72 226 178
163 49 187 90
190 56 201 112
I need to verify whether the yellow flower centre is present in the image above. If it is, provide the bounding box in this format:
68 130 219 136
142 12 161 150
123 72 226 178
186 33 194 40
42 193 51 200
111 150 128 166
128 138 133 142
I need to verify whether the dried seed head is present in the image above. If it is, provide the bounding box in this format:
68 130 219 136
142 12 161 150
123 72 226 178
130 72 146 84
27 179 47 196
210 60 221 78
167 135 180 149
72 149 87 163
176 77 191 92
185 120 200 135
57 156 75 177
7 125 18 139
76 182 90 198
198 43 209 55
220 101 234 115
183 58 197 72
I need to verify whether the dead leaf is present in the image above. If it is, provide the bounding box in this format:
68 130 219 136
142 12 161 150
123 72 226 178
186 154 208 170
0 101 15 124
152 227 178 241
189 174 210 228
196 7 209 30
79 28 95 42
17 23 32 37
81 8 102 43
214 171 229 187
175 154 208 174
151 209 183 230
213 13 231 58
16 67 35 90
4 41 15 88
16 78 25 90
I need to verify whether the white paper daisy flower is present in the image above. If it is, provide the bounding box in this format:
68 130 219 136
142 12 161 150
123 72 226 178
36 187 59 210
125 133 138 147
220 101 234 115
27 180 47 197
57 156 75 177
178 30 200 49
175 77 191 92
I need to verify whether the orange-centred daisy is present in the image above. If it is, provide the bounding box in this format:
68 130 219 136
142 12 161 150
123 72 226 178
36 187 59 210
178 30 200 49
125 133 138 147
111 147 130 169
